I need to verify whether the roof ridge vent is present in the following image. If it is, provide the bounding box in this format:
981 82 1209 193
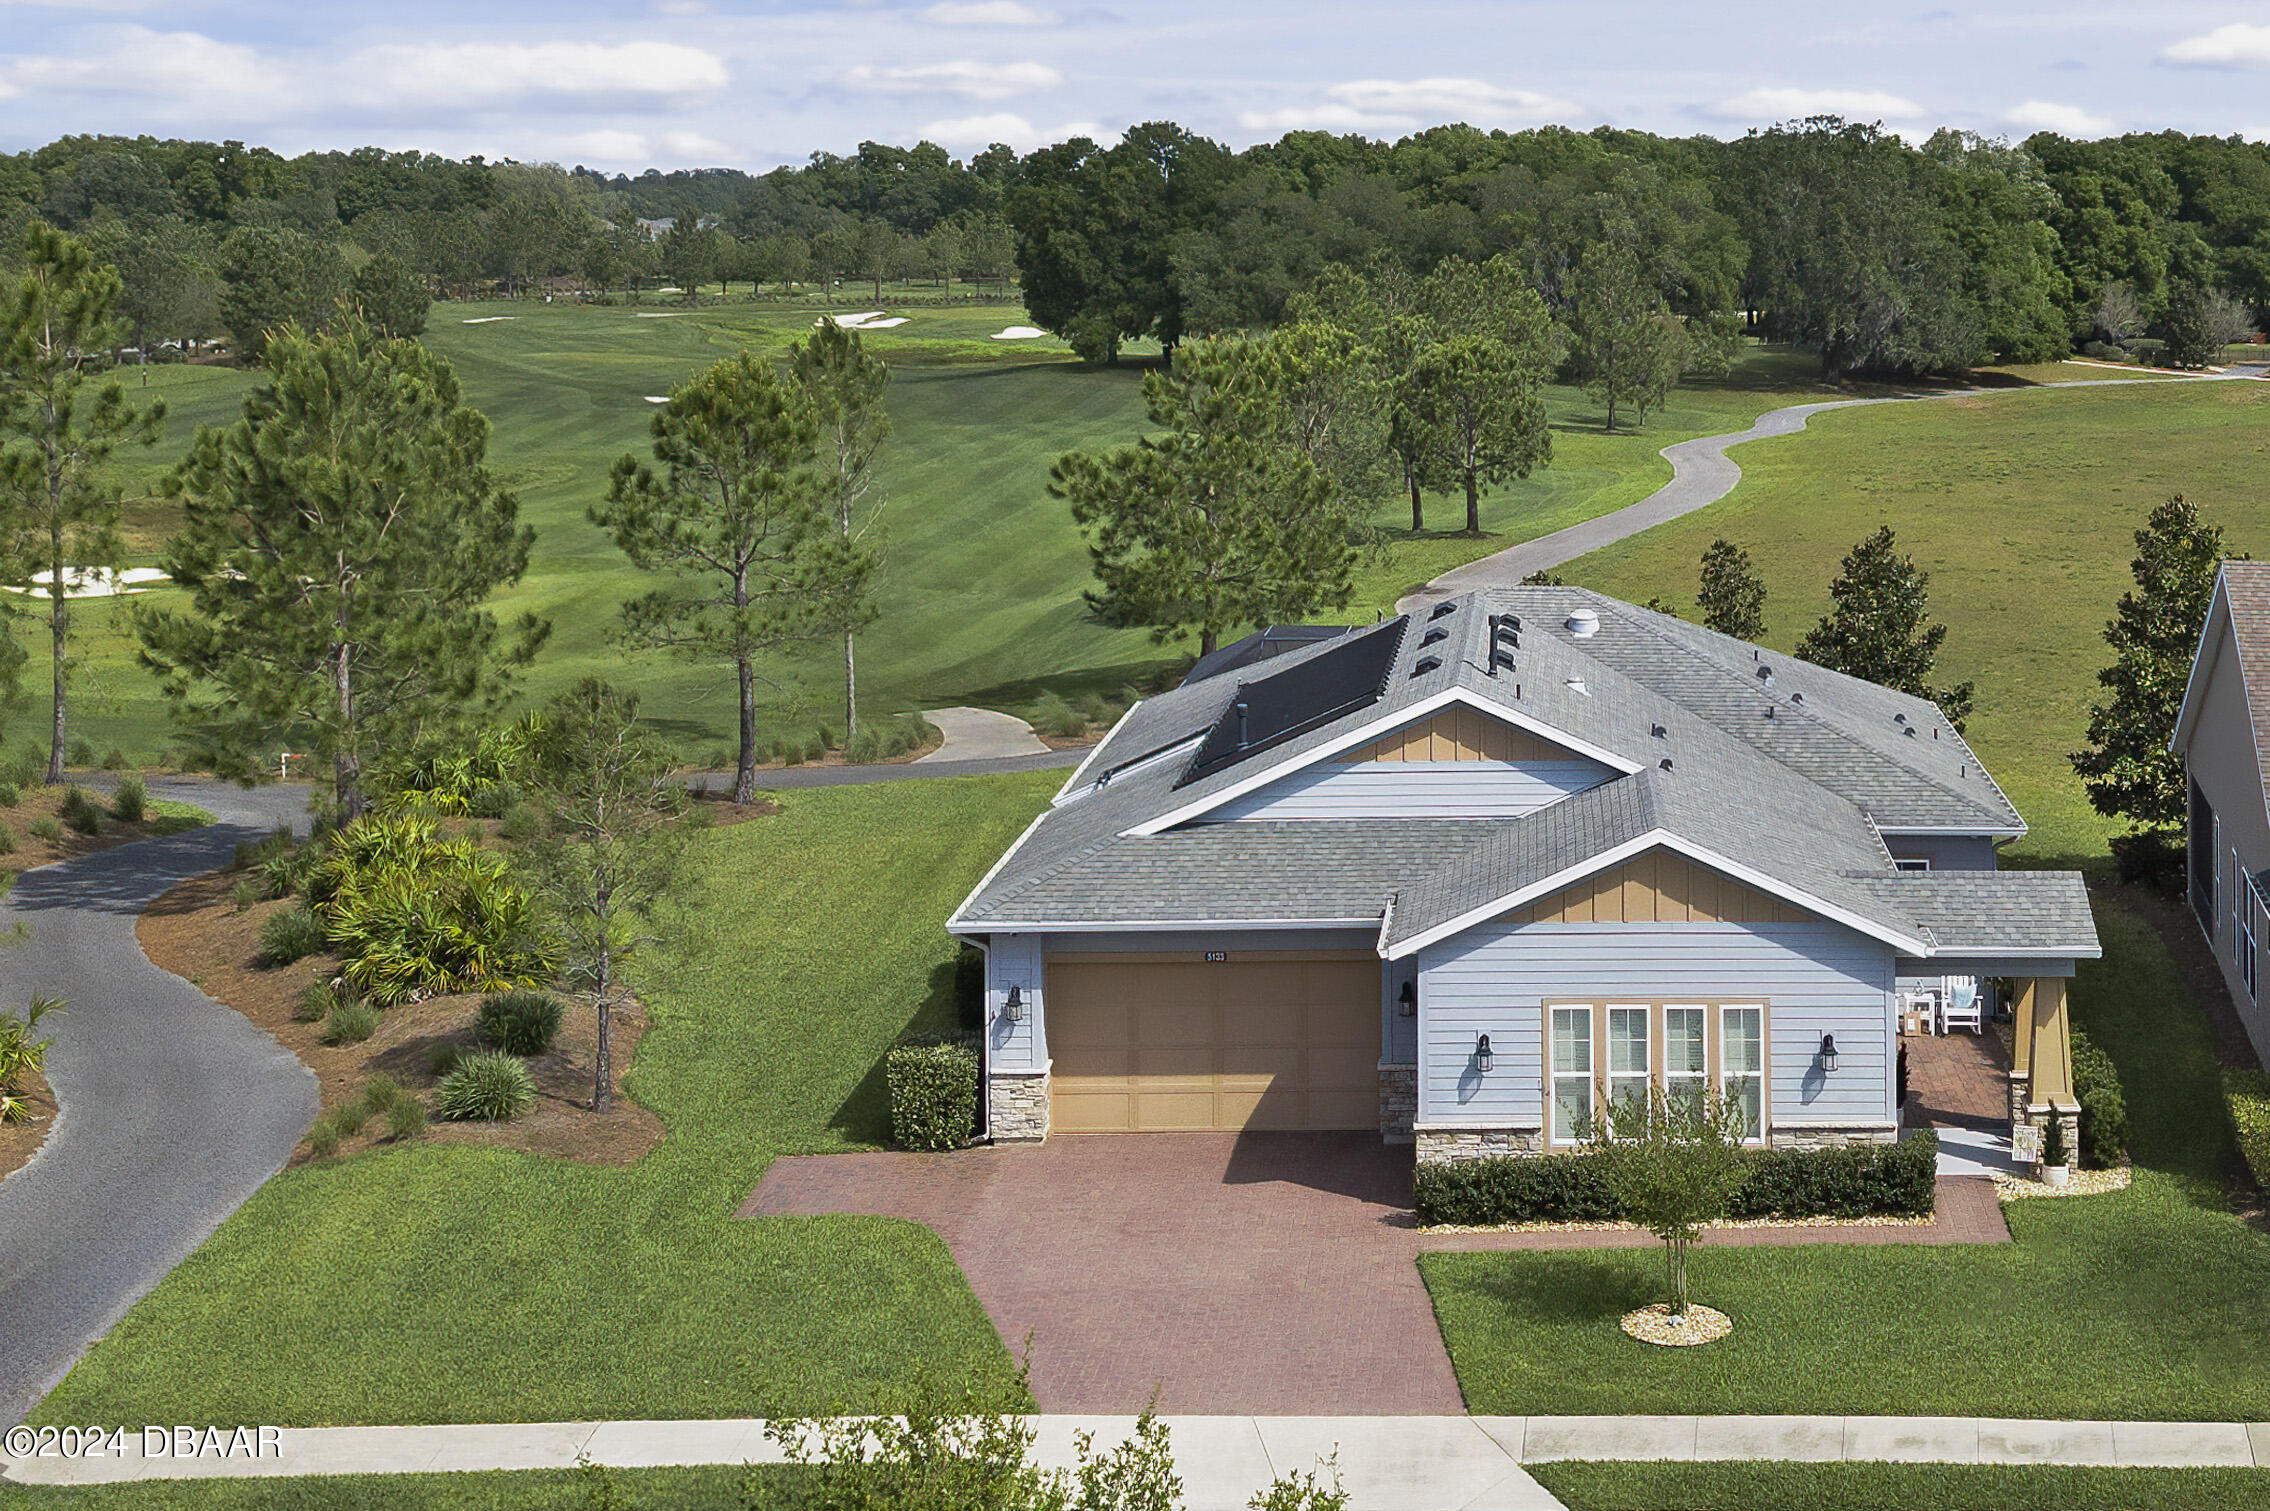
1566 607 1600 638
1412 655 1442 677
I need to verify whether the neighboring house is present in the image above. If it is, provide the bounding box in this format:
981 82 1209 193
2171 560 2270 1067
949 588 2100 1163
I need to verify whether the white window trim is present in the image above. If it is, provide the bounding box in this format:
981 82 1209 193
1720 1004 1767 1146
1544 999 1769 1148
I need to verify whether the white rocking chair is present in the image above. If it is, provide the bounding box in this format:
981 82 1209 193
1940 979 1983 1035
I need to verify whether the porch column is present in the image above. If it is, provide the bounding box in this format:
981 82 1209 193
2015 976 2079 1149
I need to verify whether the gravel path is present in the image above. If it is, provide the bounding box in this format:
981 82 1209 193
1396 371 2266 613
0 778 317 1428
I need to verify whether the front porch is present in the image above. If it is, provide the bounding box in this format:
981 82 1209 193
1898 972 2079 1178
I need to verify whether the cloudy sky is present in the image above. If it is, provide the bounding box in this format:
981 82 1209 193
4 0 2270 172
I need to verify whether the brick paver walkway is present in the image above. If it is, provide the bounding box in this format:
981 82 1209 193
1903 1028 2011 1129
743 1132 2007 1414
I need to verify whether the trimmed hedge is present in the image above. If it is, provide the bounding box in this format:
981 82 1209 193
2224 1067 2270 1192
887 1039 979 1152
1414 1131 1939 1226
2070 1027 2129 1170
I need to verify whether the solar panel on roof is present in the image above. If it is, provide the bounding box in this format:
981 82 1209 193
1177 618 1409 786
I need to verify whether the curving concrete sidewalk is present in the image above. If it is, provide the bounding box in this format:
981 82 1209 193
914 706 1052 762
0 778 318 1429
1396 371 2266 613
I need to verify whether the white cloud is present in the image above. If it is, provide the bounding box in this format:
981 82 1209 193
653 0 708 13
843 59 1062 99
918 111 1100 149
661 129 728 159
2003 99 2114 136
1239 77 1574 135
921 1 1058 24
0 26 297 119
344 40 729 110
2164 23 2270 68
560 129 652 163
1709 86 1926 121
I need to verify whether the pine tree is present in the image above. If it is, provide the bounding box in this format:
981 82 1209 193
1568 241 1687 432
789 320 889 736
0 223 161 782
1052 336 1356 659
137 312 534 817
595 352 875 805
1406 335 1551 536
1696 538 1767 640
1796 525 1975 728
2071 495 2229 837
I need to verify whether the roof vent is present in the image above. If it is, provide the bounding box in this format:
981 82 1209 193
1429 601 1457 621
1490 649 1517 675
1756 664 1774 685
1790 691 1804 706
1564 676 1588 696
1421 626 1448 648
1764 704 1775 719
1650 723 1667 738
1412 655 1442 677
1659 757 1674 771
1565 607 1600 638
1894 712 1908 725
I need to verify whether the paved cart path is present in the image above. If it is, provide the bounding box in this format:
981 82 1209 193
0 779 316 1429
1396 369 2268 613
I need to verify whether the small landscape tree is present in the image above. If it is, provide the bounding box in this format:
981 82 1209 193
789 319 890 735
0 222 160 782
518 680 691 1116
1796 525 1975 729
594 352 875 804
1696 538 1767 640
2072 495 2231 863
1584 1085 1752 1317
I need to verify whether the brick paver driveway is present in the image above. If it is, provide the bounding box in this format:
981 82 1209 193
742 1132 2004 1414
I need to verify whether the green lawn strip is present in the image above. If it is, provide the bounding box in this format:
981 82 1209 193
1556 377 2270 862
30 774 1059 1427
68 318 1840 754
0 1465 776 1509
1529 1461 2270 1511
1422 894 2270 1420
144 799 217 836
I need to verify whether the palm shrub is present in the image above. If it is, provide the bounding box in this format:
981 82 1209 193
434 1050 535 1121
0 995 62 1122
478 991 564 1056
256 906 329 967
112 774 147 822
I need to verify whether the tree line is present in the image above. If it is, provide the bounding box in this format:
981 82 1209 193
6 119 2266 375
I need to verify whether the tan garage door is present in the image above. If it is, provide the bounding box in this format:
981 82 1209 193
1046 953 1380 1132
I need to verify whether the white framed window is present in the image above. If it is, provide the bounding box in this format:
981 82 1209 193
1721 1005 1766 1142
1606 1006 1651 1133
1893 857 1932 872
1549 1005 1593 1145
1663 1005 1708 1116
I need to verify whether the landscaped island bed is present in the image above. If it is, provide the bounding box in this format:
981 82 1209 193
31 775 1049 1427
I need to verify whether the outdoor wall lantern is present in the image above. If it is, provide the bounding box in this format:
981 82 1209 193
1474 1034 1494 1073
1003 985 1025 1023
1818 1033 1839 1073
1397 981 1417 1017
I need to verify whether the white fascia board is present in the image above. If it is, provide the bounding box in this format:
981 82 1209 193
1383 829 1934 960
1123 687 1642 838
2169 575 2231 754
1875 825 2029 839
1056 734 1205 807
1052 700 1147 804
942 917 1386 935
943 809 1051 933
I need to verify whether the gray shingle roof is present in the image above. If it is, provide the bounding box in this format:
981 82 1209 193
2214 561 2270 779
1855 871 2099 955
952 588 2095 962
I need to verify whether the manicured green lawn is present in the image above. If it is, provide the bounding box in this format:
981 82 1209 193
1560 375 2270 863
68 311 1833 757
1422 893 2270 1420
0 1466 770 1509
1530 1461 2270 1510
30 773 1060 1427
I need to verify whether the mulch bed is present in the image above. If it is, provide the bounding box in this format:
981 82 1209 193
0 781 204 872
0 1063 56 1187
138 869 665 1168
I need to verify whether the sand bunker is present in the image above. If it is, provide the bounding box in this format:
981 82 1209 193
991 326 1048 339
830 311 886 327
462 316 516 325
635 311 694 318
645 396 670 404
1 567 171 600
